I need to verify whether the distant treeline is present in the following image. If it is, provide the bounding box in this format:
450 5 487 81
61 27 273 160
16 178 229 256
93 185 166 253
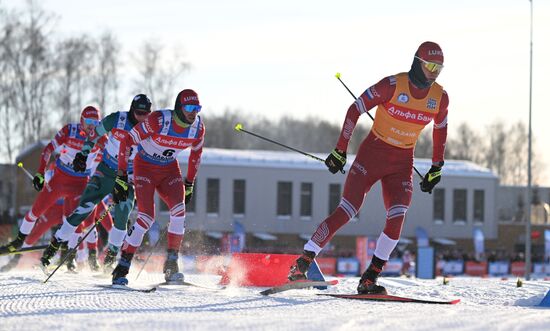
204 109 542 186
0 2 541 186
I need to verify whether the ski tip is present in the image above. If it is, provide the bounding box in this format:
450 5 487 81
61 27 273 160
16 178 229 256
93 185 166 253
449 298 461 305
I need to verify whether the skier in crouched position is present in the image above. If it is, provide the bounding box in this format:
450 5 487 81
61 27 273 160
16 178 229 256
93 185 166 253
288 41 449 295
38 94 152 272
111 89 205 285
0 107 103 268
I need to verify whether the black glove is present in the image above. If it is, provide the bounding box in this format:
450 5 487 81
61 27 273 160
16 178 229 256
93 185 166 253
32 173 45 191
112 173 129 204
73 152 88 172
184 179 194 204
420 165 443 194
325 149 346 174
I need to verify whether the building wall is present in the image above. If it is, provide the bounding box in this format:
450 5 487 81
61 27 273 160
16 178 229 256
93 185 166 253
0 164 17 222
155 159 500 248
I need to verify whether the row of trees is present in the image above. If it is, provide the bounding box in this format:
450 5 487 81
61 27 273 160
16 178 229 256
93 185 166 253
0 2 542 186
0 1 187 162
205 109 542 186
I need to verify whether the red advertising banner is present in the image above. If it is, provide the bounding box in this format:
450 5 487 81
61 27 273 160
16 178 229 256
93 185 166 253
316 257 337 275
465 261 488 276
511 261 526 276
356 236 368 272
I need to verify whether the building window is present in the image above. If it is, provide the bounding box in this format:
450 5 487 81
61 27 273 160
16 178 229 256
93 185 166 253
474 189 485 223
207 178 220 214
233 179 246 215
277 181 292 216
329 183 341 214
300 182 313 217
453 189 467 223
433 188 445 223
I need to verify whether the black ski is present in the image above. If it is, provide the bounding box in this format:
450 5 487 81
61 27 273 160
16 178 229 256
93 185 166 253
0 244 48 256
320 293 460 304
157 280 224 290
96 284 157 293
260 279 339 296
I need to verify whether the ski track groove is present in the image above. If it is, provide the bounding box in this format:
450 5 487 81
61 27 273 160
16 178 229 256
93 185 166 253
2 271 550 330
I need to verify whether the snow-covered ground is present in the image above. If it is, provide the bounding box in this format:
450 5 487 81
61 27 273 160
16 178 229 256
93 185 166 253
1 265 550 331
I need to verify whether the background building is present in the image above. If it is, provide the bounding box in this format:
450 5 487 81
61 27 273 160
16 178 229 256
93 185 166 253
5 145 550 259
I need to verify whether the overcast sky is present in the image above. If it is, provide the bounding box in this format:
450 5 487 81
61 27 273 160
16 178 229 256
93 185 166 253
4 0 550 184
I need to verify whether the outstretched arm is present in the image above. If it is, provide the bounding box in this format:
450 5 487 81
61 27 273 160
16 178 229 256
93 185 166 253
38 125 70 173
432 91 449 165
335 76 395 152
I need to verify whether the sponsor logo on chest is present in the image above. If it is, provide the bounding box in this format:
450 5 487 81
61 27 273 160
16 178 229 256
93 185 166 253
386 106 434 124
397 93 409 103
426 98 437 110
66 138 84 150
113 129 127 141
153 135 192 148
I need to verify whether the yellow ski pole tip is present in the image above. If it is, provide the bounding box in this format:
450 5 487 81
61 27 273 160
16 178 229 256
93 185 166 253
335 72 341 79
234 123 243 131
17 162 23 168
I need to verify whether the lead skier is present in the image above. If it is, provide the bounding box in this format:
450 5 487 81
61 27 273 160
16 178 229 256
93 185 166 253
288 41 449 295
39 95 152 272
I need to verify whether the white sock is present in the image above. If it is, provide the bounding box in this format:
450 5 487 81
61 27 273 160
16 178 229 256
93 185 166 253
373 232 399 261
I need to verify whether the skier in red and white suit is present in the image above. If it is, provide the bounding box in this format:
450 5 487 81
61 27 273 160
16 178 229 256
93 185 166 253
110 89 205 285
0 106 105 258
288 41 449 295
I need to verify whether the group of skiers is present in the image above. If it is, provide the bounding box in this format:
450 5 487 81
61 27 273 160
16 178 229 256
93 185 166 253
0 41 448 294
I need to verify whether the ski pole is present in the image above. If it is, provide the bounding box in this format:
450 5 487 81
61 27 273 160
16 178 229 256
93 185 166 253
17 162 34 180
0 244 48 256
334 73 424 180
44 204 114 283
135 226 168 281
234 123 345 174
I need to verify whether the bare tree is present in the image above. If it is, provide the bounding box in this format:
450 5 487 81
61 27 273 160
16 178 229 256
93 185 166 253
447 122 485 164
131 40 190 109
0 1 57 161
53 35 94 122
91 31 120 112
203 108 243 149
484 121 507 182
414 129 433 159
506 122 527 185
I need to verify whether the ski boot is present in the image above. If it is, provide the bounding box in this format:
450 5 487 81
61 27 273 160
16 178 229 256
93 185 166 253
357 255 387 295
88 249 100 272
111 251 134 285
59 243 77 273
0 254 22 272
103 246 118 274
163 249 184 283
0 231 27 254
40 236 65 274
288 250 315 281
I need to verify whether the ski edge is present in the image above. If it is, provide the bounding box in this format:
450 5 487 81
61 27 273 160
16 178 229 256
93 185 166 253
320 293 460 305
260 279 339 296
156 281 224 290
0 244 49 256
96 284 157 293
